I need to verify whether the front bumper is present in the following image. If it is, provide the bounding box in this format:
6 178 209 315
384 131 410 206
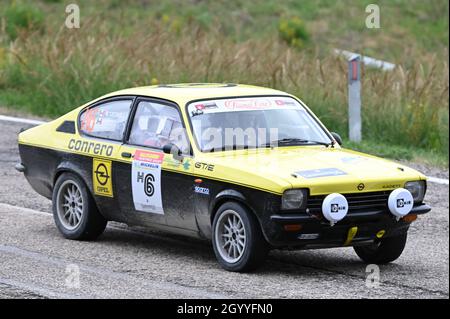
265 204 431 249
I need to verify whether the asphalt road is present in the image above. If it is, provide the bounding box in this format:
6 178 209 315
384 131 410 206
0 119 448 299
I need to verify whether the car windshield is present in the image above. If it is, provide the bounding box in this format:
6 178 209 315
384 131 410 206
187 96 332 152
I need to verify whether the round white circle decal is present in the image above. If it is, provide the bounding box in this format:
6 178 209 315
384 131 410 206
322 193 349 225
388 188 413 218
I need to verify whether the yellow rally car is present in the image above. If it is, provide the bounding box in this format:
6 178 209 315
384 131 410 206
16 83 431 272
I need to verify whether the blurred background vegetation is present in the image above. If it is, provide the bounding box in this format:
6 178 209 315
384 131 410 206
0 0 448 166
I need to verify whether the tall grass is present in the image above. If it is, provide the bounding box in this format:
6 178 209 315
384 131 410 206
0 19 448 156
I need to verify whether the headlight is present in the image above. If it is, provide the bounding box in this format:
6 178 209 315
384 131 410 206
281 189 308 210
404 181 426 204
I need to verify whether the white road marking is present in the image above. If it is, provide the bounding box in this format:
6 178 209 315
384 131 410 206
0 202 207 250
0 244 227 299
0 203 229 298
1 114 449 185
428 177 449 185
0 277 83 299
0 114 46 125
0 203 50 216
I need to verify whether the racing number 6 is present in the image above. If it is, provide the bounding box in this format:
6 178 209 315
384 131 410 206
144 173 155 197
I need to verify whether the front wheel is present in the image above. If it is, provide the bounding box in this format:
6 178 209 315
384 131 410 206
354 233 408 264
52 172 107 240
212 202 269 272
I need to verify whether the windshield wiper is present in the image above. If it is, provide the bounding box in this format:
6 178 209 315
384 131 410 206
262 138 334 148
202 138 334 152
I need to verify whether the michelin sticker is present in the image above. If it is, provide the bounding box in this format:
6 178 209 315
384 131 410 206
132 150 164 214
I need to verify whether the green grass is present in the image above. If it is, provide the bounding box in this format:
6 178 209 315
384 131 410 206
0 0 448 165
345 139 449 168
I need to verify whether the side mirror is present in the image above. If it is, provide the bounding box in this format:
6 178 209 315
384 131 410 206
162 143 184 161
331 132 343 146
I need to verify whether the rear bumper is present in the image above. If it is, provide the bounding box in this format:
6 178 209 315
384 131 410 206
264 204 431 249
15 163 26 173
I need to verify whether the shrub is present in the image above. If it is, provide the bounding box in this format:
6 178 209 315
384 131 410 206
2 2 44 40
278 16 309 48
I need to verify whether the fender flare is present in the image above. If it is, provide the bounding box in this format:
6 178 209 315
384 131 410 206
209 189 248 222
206 189 271 244
53 161 93 194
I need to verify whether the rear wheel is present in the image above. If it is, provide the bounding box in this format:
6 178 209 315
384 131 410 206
53 172 107 240
212 201 269 272
354 233 408 264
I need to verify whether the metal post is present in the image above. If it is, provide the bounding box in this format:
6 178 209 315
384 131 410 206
348 55 362 142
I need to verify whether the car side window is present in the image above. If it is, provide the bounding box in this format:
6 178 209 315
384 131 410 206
128 101 189 153
79 100 133 141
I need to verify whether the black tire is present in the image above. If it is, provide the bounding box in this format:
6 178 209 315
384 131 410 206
212 201 269 272
354 233 408 264
52 172 107 240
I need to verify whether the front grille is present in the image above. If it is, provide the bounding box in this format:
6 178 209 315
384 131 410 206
307 191 391 212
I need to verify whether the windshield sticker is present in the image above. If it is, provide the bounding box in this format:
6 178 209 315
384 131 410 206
188 97 301 115
274 99 297 106
224 98 272 110
294 168 347 179
132 150 164 214
194 102 218 111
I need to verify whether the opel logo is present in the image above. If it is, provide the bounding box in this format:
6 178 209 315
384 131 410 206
357 183 365 191
95 163 109 186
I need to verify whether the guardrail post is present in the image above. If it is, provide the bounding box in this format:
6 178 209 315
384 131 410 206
348 55 362 142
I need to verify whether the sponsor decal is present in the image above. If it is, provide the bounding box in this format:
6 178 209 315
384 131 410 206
164 157 182 169
93 158 113 197
68 139 114 157
357 183 365 191
80 108 98 133
194 102 218 111
224 99 272 110
195 162 215 171
134 150 164 163
194 186 210 195
294 168 347 179
191 109 204 117
396 198 411 208
274 99 296 106
298 233 320 240
131 150 164 214
182 159 192 171
163 157 192 171
331 203 346 213
382 184 401 189
340 156 366 164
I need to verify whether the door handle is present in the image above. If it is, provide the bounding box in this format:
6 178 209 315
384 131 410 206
121 152 132 158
